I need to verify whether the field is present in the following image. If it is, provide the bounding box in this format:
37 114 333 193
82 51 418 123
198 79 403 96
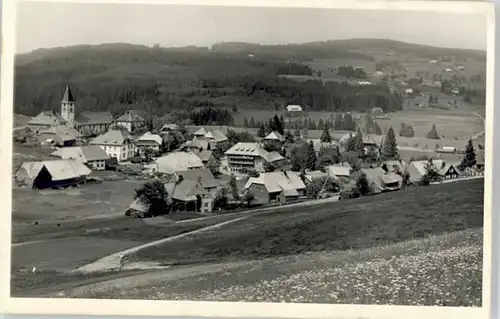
130 179 483 266
56 179 484 306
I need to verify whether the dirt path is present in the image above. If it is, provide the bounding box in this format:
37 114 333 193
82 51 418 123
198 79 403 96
75 196 341 273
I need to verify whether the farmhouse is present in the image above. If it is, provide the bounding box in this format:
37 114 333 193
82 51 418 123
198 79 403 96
179 139 210 153
114 110 147 133
14 159 91 189
244 170 306 205
155 151 204 174
51 145 109 170
90 129 136 162
286 105 303 113
165 179 214 213
327 163 352 180
406 160 461 184
225 142 285 174
28 111 67 130
264 131 285 143
75 111 114 136
136 132 163 155
193 127 228 149
197 150 218 170
361 167 403 194
168 168 219 196
37 126 83 147
160 123 179 133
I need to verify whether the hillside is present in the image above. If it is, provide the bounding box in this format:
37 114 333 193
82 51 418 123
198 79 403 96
14 39 484 119
131 179 483 265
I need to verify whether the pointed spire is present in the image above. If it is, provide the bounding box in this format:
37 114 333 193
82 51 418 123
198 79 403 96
61 85 75 102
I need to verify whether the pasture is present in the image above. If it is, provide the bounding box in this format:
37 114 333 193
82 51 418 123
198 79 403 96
130 179 484 266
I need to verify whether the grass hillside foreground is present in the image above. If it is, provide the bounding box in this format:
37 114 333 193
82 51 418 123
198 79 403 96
61 179 483 306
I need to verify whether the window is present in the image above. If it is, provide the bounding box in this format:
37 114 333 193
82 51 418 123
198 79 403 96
204 203 209 208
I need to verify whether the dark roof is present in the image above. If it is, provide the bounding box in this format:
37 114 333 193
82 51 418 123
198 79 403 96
171 168 218 189
75 111 114 125
62 85 75 103
115 110 146 123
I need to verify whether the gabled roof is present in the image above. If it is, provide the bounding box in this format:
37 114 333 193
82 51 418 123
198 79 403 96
51 146 110 163
207 129 228 142
171 168 218 188
160 123 179 131
115 110 146 123
197 150 214 162
194 127 208 136
327 163 352 178
165 180 208 202
181 139 209 151
265 131 285 142
408 159 446 177
38 126 82 142
245 171 306 196
15 159 91 182
61 85 75 103
137 132 163 145
155 151 204 174
28 111 66 127
75 111 114 125
90 129 132 146
225 142 284 162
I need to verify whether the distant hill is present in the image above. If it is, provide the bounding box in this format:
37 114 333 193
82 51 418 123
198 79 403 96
14 39 483 118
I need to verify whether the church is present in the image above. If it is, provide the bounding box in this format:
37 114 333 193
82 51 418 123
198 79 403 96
30 86 113 137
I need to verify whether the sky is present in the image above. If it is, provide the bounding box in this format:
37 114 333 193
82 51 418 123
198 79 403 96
15 2 487 53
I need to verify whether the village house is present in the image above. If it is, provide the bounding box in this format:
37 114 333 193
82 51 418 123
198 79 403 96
193 127 228 149
114 110 147 133
14 159 92 189
179 139 210 153
165 178 214 213
136 132 163 155
75 111 114 136
37 126 83 147
406 159 461 184
197 150 218 170
286 105 303 113
90 129 135 162
168 168 219 196
28 110 67 130
264 131 285 144
327 163 352 181
225 142 285 174
51 145 110 171
160 123 179 133
361 167 403 194
244 170 306 205
155 151 204 174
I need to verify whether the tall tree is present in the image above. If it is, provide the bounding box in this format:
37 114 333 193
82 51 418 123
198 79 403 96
320 127 332 142
381 127 399 160
272 114 285 135
353 129 365 158
343 112 356 131
458 138 477 170
427 124 440 140
257 123 266 138
134 180 171 216
306 141 317 170
334 113 344 130
374 121 383 135
228 174 239 200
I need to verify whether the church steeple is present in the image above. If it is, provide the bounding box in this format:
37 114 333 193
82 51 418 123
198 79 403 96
60 85 75 127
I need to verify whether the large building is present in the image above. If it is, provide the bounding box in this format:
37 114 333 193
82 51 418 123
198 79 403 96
90 129 136 162
224 142 284 174
114 110 147 133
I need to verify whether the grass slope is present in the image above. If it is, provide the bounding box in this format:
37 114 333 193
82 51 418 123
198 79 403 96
131 179 484 265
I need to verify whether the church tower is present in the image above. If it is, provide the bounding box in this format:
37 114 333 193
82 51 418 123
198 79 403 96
60 85 75 127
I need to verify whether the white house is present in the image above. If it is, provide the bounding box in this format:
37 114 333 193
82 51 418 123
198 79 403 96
224 142 284 174
51 145 110 171
155 151 204 174
136 132 163 154
114 110 146 133
90 129 135 162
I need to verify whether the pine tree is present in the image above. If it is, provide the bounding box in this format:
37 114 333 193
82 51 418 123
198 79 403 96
284 130 295 144
229 174 239 200
243 117 249 128
427 124 440 140
345 133 356 152
353 129 365 158
381 127 399 160
459 138 477 170
320 127 332 142
257 123 266 138
306 141 317 170
343 112 356 131
356 172 371 195
374 121 383 135
249 117 256 128
272 114 284 135
334 113 344 130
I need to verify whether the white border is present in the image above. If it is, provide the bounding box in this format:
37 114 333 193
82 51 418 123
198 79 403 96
0 1 495 319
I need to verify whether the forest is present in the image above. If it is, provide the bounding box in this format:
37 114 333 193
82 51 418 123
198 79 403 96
14 40 484 118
